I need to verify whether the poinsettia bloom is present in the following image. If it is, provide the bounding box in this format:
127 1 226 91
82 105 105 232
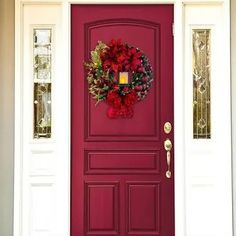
117 55 126 63
112 63 119 72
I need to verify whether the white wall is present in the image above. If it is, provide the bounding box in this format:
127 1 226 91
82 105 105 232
0 0 14 235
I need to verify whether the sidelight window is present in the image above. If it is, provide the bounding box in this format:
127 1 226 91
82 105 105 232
192 29 211 139
33 29 52 138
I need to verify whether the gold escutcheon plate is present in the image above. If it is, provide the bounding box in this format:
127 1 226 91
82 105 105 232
164 122 172 134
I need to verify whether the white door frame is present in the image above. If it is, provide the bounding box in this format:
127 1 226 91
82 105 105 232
14 1 232 236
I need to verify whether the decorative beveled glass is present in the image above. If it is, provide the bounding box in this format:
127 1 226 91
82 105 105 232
33 29 52 138
192 29 211 139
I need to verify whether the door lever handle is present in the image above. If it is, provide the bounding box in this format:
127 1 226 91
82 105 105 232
164 139 172 179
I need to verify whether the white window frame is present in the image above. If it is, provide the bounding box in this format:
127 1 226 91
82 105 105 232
14 1 232 236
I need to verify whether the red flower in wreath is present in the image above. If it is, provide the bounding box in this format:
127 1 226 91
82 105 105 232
85 39 153 119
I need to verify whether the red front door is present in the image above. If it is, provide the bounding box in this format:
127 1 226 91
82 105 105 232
71 5 174 236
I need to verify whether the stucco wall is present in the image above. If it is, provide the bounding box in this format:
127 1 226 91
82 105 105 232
0 0 14 235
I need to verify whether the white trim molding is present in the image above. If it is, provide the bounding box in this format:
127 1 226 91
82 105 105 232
14 1 232 236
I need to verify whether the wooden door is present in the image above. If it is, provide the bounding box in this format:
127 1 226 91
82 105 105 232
71 5 174 236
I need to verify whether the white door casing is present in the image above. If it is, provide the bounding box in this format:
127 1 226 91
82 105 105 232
14 1 232 236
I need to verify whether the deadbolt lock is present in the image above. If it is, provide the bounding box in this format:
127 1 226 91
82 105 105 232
164 122 172 134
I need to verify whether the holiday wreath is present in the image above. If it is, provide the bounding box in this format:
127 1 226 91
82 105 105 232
84 39 153 118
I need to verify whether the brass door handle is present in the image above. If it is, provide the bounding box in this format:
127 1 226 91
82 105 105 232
164 139 172 178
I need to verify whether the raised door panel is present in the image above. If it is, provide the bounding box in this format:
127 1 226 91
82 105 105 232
85 150 160 175
85 182 119 235
83 19 160 141
127 182 160 235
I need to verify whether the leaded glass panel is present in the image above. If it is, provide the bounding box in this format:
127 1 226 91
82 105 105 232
192 29 211 139
33 29 52 138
